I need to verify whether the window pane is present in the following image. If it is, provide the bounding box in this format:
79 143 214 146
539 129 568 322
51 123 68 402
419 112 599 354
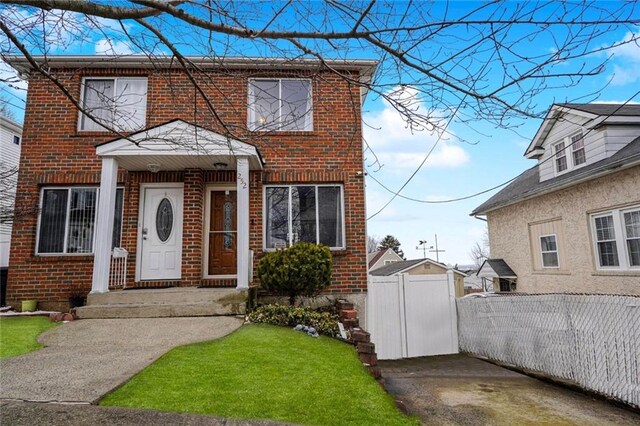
540 236 557 252
573 148 586 166
114 78 147 131
291 186 316 244
38 189 68 253
281 80 311 130
627 239 640 267
81 79 114 130
265 187 289 248
597 241 619 267
249 80 279 130
67 189 97 253
595 216 616 241
112 189 124 248
542 252 559 268
318 186 342 247
624 211 640 238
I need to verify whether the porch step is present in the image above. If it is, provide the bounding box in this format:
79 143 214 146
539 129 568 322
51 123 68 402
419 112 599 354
76 288 247 319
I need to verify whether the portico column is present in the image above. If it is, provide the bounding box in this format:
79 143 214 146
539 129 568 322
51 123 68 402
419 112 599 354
236 157 250 289
91 157 119 294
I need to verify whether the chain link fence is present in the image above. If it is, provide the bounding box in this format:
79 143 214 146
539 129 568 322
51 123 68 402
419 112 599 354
457 294 640 408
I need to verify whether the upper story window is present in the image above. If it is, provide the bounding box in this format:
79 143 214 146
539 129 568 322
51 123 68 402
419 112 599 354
37 187 124 255
591 205 640 270
79 77 148 132
264 184 343 250
13 135 20 145
539 235 559 268
248 79 312 131
553 131 587 175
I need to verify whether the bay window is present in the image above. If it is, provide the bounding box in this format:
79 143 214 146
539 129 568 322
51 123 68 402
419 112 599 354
79 77 147 131
37 187 124 255
248 79 312 131
264 185 344 249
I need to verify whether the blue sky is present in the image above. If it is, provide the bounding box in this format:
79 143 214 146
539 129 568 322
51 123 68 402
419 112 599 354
1 1 639 265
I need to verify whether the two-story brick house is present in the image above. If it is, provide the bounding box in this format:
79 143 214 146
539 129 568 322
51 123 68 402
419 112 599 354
6 55 376 314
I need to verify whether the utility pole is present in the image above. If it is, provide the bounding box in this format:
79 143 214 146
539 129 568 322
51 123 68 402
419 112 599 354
429 234 445 263
416 240 428 259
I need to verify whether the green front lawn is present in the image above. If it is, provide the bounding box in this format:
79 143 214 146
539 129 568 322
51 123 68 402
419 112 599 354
0 316 59 359
101 324 416 425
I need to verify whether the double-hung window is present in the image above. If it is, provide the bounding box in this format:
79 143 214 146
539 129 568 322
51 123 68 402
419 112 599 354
554 141 567 173
591 205 640 270
539 235 559 268
570 132 586 166
553 131 587 175
79 77 147 132
264 185 344 249
37 187 124 254
248 79 312 131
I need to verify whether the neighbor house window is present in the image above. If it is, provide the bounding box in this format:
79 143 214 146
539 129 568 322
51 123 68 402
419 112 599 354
264 185 343 249
248 79 312 131
571 132 586 166
79 77 147 131
591 205 640 270
13 135 20 145
37 187 124 254
554 141 567 173
539 235 559 268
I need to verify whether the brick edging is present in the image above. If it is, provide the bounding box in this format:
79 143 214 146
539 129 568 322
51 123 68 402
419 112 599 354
336 299 382 383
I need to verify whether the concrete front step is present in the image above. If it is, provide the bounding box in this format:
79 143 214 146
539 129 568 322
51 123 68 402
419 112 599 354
76 287 248 319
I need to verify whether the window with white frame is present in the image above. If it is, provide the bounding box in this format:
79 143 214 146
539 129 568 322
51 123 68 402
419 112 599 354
79 77 148 131
264 185 343 249
553 141 567 173
570 132 586 166
37 187 124 254
539 234 559 268
248 79 312 131
591 205 640 270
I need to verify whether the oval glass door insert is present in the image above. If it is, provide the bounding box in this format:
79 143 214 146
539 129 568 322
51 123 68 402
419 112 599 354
156 198 173 242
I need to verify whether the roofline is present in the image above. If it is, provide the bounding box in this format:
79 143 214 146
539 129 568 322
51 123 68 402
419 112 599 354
472 153 640 216
0 116 23 134
393 258 465 276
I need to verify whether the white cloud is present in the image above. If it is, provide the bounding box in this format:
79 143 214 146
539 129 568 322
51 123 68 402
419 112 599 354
363 86 470 172
95 38 135 55
607 29 640 86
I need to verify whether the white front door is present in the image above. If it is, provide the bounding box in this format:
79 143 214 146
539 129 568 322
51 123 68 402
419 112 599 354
140 186 183 280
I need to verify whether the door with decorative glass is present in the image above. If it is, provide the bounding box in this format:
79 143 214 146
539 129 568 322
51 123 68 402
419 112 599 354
206 190 237 276
140 186 183 280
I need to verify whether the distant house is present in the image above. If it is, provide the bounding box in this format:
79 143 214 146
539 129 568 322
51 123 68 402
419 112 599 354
368 247 403 271
472 103 640 295
0 116 22 304
369 258 466 297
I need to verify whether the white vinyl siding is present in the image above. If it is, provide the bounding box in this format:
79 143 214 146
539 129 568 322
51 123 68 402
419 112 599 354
264 185 344 250
79 77 147 131
36 187 124 255
591 205 640 271
248 79 312 131
0 119 22 268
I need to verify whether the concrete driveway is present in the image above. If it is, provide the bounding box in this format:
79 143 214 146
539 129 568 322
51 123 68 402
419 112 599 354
0 317 243 403
379 354 640 425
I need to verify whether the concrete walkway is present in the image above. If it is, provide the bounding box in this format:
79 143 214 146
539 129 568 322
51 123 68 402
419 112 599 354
380 354 640 425
0 317 243 403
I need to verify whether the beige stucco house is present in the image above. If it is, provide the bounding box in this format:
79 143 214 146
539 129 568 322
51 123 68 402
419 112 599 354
368 247 403 271
369 258 466 297
472 103 640 295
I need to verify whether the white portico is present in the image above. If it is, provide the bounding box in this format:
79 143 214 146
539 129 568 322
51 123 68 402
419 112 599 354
90 120 263 293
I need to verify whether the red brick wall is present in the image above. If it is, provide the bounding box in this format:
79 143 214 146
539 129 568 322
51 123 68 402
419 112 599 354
7 66 368 310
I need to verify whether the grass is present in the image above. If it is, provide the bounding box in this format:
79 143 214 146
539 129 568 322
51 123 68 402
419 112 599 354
0 316 59 359
101 324 416 425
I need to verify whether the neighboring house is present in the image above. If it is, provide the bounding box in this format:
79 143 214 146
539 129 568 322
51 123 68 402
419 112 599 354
368 247 403 271
0 116 22 305
369 258 466 297
456 265 492 293
6 55 377 311
472 103 640 295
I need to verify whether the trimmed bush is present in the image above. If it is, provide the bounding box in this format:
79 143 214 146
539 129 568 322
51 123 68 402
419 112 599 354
257 242 332 305
247 305 340 336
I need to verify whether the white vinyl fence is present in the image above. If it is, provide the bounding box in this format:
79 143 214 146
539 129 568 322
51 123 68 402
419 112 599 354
457 294 640 408
367 272 458 360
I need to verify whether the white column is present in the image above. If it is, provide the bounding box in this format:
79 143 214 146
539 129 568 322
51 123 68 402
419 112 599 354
91 157 119 294
236 157 250 289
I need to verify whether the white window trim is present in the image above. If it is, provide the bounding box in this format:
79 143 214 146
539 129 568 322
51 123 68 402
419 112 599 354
35 186 124 256
262 184 345 251
539 234 560 268
77 76 148 132
590 205 640 271
570 131 586 167
553 131 588 176
553 141 568 175
247 78 313 131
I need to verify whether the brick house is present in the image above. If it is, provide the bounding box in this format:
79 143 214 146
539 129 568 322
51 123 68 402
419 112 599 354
5 56 376 313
